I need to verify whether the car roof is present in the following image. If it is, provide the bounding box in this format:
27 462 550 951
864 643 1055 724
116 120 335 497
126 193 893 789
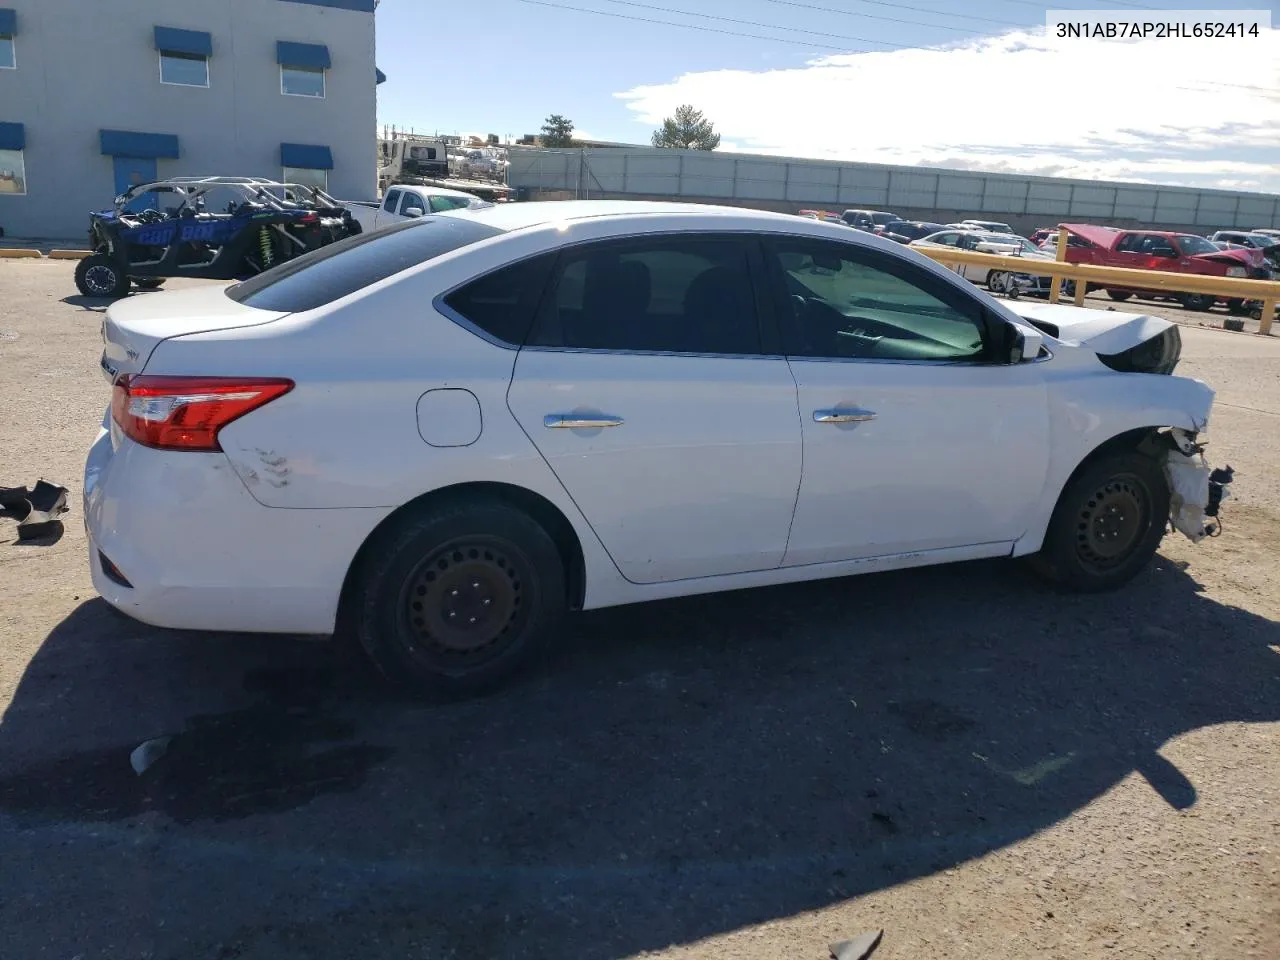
436 199 813 232
395 184 478 199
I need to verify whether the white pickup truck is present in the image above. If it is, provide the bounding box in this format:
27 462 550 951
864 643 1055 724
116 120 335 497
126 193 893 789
343 184 486 233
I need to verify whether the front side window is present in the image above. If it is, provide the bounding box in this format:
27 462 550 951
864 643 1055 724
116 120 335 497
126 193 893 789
929 232 961 247
282 166 327 190
768 238 988 363
281 65 324 98
1115 233 1147 253
0 33 14 69
0 148 26 195
529 235 762 355
399 192 425 215
160 50 208 86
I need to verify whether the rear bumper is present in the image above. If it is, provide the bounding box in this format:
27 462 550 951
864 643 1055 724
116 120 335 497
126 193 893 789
84 416 390 634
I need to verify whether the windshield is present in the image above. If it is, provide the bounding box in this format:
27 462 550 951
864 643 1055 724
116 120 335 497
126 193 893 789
226 216 504 312
428 194 480 213
1177 235 1220 256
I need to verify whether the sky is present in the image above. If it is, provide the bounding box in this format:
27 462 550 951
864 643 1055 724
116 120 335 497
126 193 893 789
373 0 1280 193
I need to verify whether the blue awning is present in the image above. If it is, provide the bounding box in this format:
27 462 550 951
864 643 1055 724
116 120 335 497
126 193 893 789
280 143 333 170
0 121 24 151
99 130 180 159
276 41 330 69
154 26 212 57
376 67 386 84
0 9 16 35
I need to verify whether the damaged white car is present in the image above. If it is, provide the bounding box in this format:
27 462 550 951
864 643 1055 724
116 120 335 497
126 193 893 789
85 202 1231 696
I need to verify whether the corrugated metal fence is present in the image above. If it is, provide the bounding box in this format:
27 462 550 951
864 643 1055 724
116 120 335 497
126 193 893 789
507 147 1280 231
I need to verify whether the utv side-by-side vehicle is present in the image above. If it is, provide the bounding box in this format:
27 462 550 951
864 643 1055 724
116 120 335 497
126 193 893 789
74 177 361 298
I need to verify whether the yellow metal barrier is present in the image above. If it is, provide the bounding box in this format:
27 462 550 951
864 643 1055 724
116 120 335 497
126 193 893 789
914 244 1278 337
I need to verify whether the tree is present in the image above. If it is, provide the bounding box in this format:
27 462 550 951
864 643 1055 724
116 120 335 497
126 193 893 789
540 114 576 148
651 105 721 151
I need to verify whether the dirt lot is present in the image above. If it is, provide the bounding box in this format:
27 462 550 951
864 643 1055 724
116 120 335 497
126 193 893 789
1 259 1277 960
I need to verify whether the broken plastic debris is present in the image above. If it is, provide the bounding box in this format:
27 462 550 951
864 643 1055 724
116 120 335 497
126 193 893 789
1165 451 1211 543
0 479 69 542
130 736 172 776
830 929 883 960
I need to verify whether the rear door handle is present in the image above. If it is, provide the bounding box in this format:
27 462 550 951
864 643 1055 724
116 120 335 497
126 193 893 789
813 408 876 423
544 414 625 429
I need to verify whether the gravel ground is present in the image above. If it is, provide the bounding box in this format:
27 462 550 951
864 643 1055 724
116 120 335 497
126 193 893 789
1 260 1277 960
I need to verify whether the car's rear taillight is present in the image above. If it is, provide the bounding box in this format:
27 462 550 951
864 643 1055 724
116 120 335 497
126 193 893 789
111 375 294 452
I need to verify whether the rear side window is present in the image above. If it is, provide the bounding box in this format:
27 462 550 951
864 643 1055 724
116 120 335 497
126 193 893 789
528 235 762 355
441 253 557 346
226 216 504 312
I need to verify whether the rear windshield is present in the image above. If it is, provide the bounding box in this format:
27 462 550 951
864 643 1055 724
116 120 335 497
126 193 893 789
226 216 505 312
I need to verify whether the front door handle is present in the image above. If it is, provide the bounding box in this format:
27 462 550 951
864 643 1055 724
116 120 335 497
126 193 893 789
544 414 625 429
813 408 876 424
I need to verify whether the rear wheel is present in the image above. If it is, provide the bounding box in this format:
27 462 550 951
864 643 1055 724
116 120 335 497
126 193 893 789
1226 298 1250 315
1106 290 1133 302
74 254 130 298
986 271 1007 293
352 498 566 697
1028 450 1170 592
1179 293 1216 312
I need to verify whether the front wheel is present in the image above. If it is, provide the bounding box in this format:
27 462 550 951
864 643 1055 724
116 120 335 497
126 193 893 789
131 276 166 290
1028 450 1170 592
74 254 130 298
1107 290 1133 302
1226 298 1250 315
1179 293 1216 312
351 498 566 697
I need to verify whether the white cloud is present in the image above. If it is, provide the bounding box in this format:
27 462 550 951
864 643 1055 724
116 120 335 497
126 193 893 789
615 28 1280 192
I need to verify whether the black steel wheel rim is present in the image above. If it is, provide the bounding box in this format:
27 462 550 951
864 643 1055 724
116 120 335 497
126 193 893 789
1075 473 1150 572
85 264 118 295
397 537 531 670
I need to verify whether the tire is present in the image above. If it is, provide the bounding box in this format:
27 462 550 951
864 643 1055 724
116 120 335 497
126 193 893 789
1226 298 1250 316
986 271 1007 293
74 254 130 298
1106 290 1133 302
131 277 166 290
1179 293 1215 312
1028 450 1170 593
351 498 566 697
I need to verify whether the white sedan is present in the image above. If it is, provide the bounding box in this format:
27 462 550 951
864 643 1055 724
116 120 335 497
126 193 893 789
87 201 1222 695
913 229 1057 295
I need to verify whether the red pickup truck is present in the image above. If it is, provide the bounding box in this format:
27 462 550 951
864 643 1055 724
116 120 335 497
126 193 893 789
1055 223 1270 313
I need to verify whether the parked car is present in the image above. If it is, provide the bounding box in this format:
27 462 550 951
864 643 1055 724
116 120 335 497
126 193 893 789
74 177 360 298
1250 228 1280 241
880 220 948 244
912 229 1056 296
88 201 1226 696
841 209 898 232
798 209 849 226
959 219 1015 235
1208 230 1280 269
1029 228 1056 245
344 184 488 233
1058 223 1270 312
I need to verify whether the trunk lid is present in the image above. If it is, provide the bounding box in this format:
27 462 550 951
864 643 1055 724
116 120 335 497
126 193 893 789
99 284 288 383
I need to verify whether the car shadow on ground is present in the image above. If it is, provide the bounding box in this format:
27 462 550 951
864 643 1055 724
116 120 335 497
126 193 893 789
59 295 111 312
1 556 1277 959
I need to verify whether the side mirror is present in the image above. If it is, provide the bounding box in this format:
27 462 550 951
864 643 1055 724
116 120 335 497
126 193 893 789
1009 322 1045 362
403 206 425 218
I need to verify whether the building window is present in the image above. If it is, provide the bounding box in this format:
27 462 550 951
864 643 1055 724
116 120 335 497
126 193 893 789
159 50 209 87
283 166 327 190
0 148 26 195
281 65 324 98
0 33 13 69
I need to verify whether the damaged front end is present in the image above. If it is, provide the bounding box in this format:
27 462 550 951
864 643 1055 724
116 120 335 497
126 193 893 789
1163 427 1234 543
